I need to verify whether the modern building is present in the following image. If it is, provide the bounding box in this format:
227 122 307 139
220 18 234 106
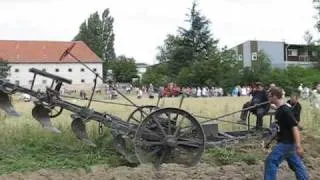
0 40 103 89
232 40 319 68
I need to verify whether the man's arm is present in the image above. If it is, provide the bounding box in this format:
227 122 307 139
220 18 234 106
292 126 303 157
264 133 277 149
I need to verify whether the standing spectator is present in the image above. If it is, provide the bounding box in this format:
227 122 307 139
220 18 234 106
137 88 143 99
241 86 247 96
310 82 320 109
196 87 201 97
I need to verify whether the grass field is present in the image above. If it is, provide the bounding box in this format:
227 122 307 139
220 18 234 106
0 93 319 174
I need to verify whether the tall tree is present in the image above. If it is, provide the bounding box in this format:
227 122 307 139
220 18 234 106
74 9 115 61
311 0 320 65
102 9 116 61
178 1 218 62
303 30 314 45
314 0 320 33
156 1 218 76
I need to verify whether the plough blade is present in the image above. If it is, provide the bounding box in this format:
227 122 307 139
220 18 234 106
0 91 20 117
71 118 96 147
32 104 61 133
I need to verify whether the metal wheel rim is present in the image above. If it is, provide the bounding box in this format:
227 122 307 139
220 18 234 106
127 105 159 124
134 107 205 167
49 106 63 118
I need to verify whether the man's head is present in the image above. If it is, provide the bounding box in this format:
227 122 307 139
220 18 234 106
290 93 299 104
255 82 264 91
269 83 276 88
268 87 283 104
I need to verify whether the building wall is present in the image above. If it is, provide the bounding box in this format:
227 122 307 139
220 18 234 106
233 40 317 69
257 41 285 68
243 41 251 67
136 65 148 80
7 63 103 88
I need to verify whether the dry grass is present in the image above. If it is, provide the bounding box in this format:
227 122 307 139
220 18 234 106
4 94 320 141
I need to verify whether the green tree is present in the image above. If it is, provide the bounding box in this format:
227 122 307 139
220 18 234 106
105 55 138 83
74 9 116 61
236 50 272 87
142 63 170 87
0 58 10 79
178 1 218 62
101 9 116 61
157 1 218 76
310 0 320 65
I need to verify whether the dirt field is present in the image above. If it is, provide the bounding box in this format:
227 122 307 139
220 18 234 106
0 159 319 180
0 134 319 180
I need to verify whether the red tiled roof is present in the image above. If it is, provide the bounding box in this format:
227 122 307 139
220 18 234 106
0 40 102 63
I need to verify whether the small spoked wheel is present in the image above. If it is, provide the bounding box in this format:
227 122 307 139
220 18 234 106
48 106 63 118
134 108 205 167
127 105 159 124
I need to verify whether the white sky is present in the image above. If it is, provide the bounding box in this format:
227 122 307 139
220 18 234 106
0 0 317 64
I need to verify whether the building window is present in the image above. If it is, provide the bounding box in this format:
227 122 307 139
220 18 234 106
68 68 72 72
81 68 85 72
55 68 59 72
81 79 85 83
93 68 97 72
14 69 19 73
288 49 298 56
42 68 46 72
42 80 47 84
238 55 243 61
15 80 19 85
251 52 257 61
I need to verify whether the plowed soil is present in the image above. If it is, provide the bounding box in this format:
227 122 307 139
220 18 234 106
0 135 319 180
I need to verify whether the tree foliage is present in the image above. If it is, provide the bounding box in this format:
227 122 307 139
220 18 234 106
0 57 11 79
74 9 139 83
142 63 170 87
146 1 239 90
143 1 320 94
0 58 10 79
156 1 219 77
74 9 116 61
104 55 138 83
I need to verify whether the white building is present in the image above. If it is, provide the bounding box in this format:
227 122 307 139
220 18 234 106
136 63 148 79
0 40 103 89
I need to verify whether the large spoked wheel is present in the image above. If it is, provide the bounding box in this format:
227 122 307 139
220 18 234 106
134 108 205 167
127 105 159 124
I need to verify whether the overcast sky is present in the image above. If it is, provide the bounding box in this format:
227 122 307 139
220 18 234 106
0 0 317 64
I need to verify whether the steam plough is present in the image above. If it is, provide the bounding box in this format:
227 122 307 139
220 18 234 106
0 44 272 167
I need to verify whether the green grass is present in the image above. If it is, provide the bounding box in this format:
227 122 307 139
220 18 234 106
204 148 260 166
0 93 318 174
0 124 129 174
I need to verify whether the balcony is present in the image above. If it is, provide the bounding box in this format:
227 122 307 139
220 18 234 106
298 55 310 62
